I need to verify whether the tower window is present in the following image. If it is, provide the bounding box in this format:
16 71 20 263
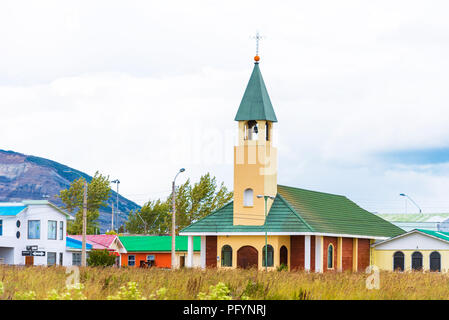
243 188 254 206
266 122 269 141
246 120 258 140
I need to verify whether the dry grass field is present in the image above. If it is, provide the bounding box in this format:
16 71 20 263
1 266 449 300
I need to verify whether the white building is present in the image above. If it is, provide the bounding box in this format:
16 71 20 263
0 200 73 266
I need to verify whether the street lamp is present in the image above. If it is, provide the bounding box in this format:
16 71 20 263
172 168 185 269
257 194 275 272
111 179 120 231
399 193 422 214
135 211 148 234
64 170 88 267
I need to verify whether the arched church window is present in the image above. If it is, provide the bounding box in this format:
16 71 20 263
221 245 232 267
262 245 274 267
327 244 334 269
244 188 254 206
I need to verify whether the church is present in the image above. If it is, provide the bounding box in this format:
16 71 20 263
180 55 403 272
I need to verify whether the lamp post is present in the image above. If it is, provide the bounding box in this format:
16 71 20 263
111 179 120 231
171 168 185 269
136 211 148 234
399 193 422 214
257 194 275 271
64 170 88 267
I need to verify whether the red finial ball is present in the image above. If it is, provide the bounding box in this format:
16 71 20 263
254 55 260 62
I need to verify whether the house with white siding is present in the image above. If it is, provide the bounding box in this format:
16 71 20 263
0 200 73 266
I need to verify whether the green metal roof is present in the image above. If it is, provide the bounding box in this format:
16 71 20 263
181 194 312 233
234 62 277 122
277 185 404 238
181 185 404 238
415 229 449 242
119 236 201 252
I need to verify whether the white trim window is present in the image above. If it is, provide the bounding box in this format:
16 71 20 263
243 188 254 207
28 220 40 239
72 253 81 266
59 221 64 240
48 220 57 240
128 255 135 267
47 252 56 266
0 219 3 236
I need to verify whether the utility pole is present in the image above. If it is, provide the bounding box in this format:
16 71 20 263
257 194 275 271
111 203 114 231
82 178 87 267
171 168 185 269
111 179 120 231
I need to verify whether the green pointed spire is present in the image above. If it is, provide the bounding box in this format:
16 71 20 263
234 62 277 122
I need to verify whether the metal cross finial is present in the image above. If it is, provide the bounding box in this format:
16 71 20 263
252 31 264 56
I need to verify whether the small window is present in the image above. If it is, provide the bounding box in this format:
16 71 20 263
28 220 40 239
430 251 441 272
72 253 81 266
327 244 334 269
128 255 135 267
221 245 233 267
262 245 274 267
147 255 155 262
59 221 64 240
266 122 270 141
412 251 423 271
243 188 254 207
0 220 3 236
16 220 20 228
59 252 63 266
48 220 57 240
47 252 56 266
393 251 404 271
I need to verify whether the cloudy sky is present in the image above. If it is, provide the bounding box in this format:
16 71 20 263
1 0 449 213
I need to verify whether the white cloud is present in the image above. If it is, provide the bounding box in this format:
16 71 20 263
1 0 449 213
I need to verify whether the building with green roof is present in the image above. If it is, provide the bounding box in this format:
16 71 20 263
180 55 404 272
119 235 201 268
372 229 449 272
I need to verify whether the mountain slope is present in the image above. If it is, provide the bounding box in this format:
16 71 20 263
0 149 141 232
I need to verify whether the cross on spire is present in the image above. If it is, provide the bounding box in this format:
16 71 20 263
252 31 264 62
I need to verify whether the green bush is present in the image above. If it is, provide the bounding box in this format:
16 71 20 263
87 249 117 267
107 281 146 300
198 282 232 300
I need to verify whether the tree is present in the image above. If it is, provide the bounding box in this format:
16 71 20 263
125 173 233 234
126 199 170 234
87 249 117 267
59 171 111 234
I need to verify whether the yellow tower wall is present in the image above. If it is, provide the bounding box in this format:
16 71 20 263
233 120 277 226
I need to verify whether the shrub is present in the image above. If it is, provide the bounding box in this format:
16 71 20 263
14 291 37 300
107 281 146 300
277 264 288 272
87 249 117 267
46 283 87 300
198 282 232 300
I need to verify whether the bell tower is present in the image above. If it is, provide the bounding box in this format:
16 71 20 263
233 55 278 226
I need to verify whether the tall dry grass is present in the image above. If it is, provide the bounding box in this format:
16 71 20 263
1 266 449 300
